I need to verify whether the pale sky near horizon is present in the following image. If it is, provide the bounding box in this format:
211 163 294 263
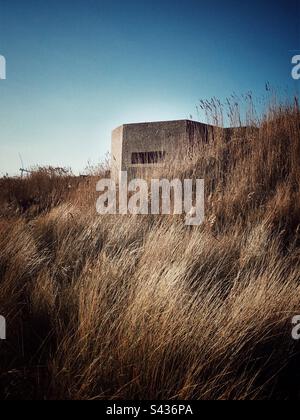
0 0 299 176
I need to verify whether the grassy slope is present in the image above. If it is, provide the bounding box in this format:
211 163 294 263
0 100 300 400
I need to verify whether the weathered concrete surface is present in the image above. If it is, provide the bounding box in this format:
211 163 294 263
111 119 222 181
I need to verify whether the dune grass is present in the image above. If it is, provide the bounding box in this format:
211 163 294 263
0 97 299 400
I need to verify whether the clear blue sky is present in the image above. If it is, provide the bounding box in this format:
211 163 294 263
0 0 299 175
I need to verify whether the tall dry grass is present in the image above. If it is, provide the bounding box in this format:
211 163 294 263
0 97 299 400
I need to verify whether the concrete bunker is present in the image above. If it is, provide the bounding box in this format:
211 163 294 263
111 119 217 181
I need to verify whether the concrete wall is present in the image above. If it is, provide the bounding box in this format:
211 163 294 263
124 120 188 179
111 120 217 181
111 125 124 182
